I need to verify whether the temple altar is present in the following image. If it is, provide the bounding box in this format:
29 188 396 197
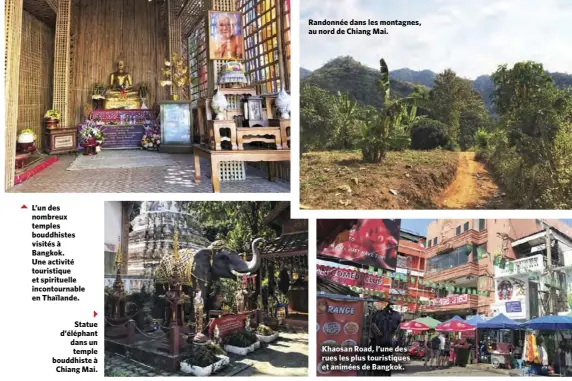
91 110 157 124
86 110 159 149
102 60 142 110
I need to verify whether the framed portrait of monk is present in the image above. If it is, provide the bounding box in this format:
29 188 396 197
208 11 244 60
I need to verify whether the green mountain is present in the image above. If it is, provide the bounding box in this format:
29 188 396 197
302 56 572 113
301 56 420 108
389 68 436 88
300 67 312 79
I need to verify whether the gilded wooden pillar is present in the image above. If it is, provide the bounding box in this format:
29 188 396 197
167 0 183 99
4 0 23 190
53 0 72 127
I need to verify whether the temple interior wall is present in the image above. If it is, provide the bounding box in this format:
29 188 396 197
18 10 54 150
69 0 168 125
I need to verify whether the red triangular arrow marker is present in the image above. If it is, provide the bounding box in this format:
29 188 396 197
94 311 98 318
21 204 28 209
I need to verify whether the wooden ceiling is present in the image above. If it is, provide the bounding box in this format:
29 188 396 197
23 0 57 28
21 0 205 37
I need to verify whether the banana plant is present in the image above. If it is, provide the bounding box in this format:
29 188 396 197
361 59 427 161
335 91 358 149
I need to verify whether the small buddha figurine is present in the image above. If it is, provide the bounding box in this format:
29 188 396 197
103 60 141 110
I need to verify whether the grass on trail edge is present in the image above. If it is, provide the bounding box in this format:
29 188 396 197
300 149 458 210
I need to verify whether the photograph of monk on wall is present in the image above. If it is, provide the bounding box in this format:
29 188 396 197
317 219 401 270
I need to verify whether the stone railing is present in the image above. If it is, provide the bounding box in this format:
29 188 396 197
104 274 155 293
495 254 545 278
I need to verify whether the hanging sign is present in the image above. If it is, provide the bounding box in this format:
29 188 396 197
317 265 389 292
317 219 401 270
429 294 469 307
317 297 364 376
208 313 247 339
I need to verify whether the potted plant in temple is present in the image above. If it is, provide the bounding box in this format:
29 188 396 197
160 53 189 100
222 330 260 355
44 109 61 129
91 82 106 109
79 123 103 147
17 129 37 151
140 132 160 151
140 121 161 151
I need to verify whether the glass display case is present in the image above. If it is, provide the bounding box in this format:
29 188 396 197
159 101 192 153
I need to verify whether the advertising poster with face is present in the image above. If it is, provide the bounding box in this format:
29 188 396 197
317 219 401 270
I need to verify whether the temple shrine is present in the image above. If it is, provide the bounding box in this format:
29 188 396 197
4 0 291 192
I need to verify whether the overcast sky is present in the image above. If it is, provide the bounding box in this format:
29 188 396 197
301 0 572 79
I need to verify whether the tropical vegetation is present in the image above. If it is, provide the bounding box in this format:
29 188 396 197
301 57 572 208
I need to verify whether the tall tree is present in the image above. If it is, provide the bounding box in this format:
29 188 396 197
490 61 572 207
187 202 277 252
300 85 340 152
430 69 489 148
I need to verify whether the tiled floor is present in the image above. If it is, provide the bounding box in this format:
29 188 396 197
104 331 308 377
9 152 289 193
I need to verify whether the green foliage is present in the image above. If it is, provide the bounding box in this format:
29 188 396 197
184 343 225 368
482 61 572 208
222 330 258 347
210 278 242 313
474 129 492 150
359 59 425 162
256 324 275 336
333 91 359 149
187 202 277 252
300 84 339 152
410 119 451 150
429 69 490 148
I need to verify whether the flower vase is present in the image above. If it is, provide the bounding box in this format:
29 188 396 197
275 88 291 119
45 118 59 129
172 94 179 101
211 90 228 120
141 98 148 109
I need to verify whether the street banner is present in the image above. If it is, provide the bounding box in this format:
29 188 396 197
317 297 364 376
432 294 469 306
317 264 390 292
317 219 401 270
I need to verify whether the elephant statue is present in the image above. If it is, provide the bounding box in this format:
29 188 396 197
154 237 264 327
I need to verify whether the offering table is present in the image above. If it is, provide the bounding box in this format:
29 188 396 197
192 144 290 193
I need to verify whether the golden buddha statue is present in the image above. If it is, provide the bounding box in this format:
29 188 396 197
103 60 141 110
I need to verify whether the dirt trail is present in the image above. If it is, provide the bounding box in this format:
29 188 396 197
435 152 499 209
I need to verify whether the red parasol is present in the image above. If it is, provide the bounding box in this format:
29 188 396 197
401 320 430 331
436 320 476 332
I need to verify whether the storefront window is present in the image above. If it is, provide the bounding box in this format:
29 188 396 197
427 245 470 274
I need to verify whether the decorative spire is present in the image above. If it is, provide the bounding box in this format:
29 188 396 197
115 236 123 271
173 227 179 262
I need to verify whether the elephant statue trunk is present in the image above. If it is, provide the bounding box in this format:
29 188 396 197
244 237 264 274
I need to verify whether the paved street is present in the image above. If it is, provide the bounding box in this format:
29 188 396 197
11 152 289 193
232 331 308 376
393 360 519 377
105 331 308 377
